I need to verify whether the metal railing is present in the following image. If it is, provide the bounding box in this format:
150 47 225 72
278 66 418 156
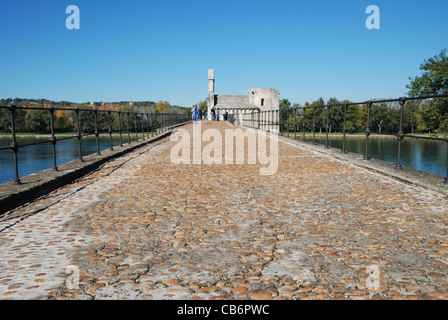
240 95 448 183
0 105 191 185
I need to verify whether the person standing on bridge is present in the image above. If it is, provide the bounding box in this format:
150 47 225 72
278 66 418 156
192 105 198 124
216 109 220 121
211 107 216 121
194 105 199 123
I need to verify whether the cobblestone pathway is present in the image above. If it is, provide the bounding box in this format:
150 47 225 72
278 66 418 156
1 121 448 300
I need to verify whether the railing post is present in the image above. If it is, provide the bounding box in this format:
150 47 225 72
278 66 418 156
252 111 255 129
127 112 131 144
312 106 316 145
294 107 297 139
93 109 100 155
265 111 267 131
118 111 123 147
363 101 372 160
325 105 330 149
395 97 406 169
276 110 280 133
266 111 268 132
279 109 283 135
160 113 163 133
8 105 20 185
145 113 149 139
445 159 448 184
151 113 155 137
267 111 270 134
134 113 139 142
272 111 274 132
107 110 113 151
141 114 145 140
445 158 448 184
445 138 448 184
49 107 58 171
302 108 306 142
165 113 167 132
75 108 83 162
342 103 348 154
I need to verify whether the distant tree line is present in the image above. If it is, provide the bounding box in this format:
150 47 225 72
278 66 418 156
280 49 448 136
0 100 187 134
279 97 437 135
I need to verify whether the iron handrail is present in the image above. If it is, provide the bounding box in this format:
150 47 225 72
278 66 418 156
0 104 191 184
240 94 448 183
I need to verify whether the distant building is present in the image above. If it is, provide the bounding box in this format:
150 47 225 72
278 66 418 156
207 69 279 130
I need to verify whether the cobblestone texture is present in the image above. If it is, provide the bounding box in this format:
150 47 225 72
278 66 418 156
1 121 448 300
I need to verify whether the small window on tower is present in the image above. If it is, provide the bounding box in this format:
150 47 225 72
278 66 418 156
261 99 265 106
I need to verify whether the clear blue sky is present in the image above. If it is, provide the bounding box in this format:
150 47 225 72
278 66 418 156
0 0 447 107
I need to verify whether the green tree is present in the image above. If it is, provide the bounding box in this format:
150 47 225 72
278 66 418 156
155 101 171 113
309 98 326 132
404 99 421 133
327 97 344 132
345 104 360 132
279 98 291 119
370 103 388 133
199 100 208 113
357 104 368 131
385 108 400 133
418 101 441 133
25 109 50 133
406 49 448 132
76 106 96 133
0 108 10 132
279 99 292 132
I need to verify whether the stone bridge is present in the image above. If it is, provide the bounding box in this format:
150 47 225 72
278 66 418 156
0 120 448 300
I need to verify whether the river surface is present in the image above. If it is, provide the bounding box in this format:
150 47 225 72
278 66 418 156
0 135 137 184
0 134 447 184
310 135 447 178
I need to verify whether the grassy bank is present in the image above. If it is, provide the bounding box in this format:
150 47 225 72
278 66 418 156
281 131 447 139
0 132 157 138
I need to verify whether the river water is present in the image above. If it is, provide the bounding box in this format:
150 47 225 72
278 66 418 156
0 134 447 184
0 135 136 184
311 135 447 178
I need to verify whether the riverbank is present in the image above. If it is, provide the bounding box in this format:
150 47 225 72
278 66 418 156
281 132 447 140
0 132 157 139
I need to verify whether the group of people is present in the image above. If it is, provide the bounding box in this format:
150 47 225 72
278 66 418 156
210 107 219 121
211 107 229 121
191 105 229 123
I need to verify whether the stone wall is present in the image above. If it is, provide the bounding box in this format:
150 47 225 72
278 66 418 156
249 88 280 112
215 95 250 107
